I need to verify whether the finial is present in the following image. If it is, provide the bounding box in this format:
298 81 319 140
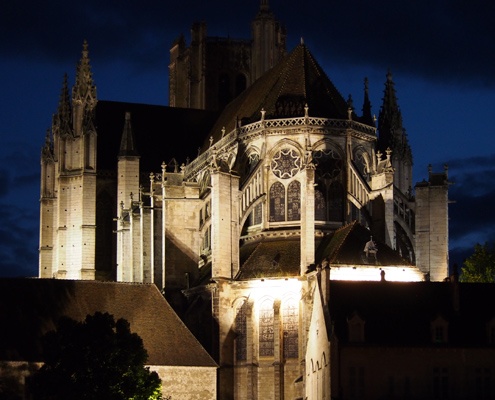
209 136 213 148
221 127 225 138
300 37 304 45
261 108 266 121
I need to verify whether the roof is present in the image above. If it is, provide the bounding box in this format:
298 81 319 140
237 238 301 279
0 278 217 367
316 221 413 266
328 280 495 346
204 44 353 152
95 101 220 171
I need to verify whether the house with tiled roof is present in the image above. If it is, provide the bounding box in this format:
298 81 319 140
0 279 217 399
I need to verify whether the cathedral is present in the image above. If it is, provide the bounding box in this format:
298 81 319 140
37 2 458 399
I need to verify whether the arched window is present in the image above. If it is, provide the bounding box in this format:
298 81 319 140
313 147 344 222
235 301 248 361
269 182 285 222
259 300 274 357
283 299 298 359
287 181 301 221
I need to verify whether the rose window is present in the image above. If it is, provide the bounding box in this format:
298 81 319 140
271 148 302 179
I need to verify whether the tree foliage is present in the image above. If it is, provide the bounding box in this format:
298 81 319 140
460 242 495 283
29 312 162 400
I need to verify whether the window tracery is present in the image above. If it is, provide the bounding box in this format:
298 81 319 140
259 300 274 357
271 148 302 179
235 301 248 361
283 300 299 359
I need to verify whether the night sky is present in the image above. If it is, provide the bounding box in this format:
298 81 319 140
1 0 494 277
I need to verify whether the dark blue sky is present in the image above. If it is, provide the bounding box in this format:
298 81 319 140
1 0 494 277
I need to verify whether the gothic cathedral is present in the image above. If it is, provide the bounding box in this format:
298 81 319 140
39 2 450 399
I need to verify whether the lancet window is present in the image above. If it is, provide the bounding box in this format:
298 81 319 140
235 300 248 361
313 148 344 222
282 299 299 359
259 300 274 357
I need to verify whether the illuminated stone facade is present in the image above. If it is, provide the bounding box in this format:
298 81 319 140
38 2 453 399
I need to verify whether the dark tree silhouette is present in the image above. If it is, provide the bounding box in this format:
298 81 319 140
29 312 162 400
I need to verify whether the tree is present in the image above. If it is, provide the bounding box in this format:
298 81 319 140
460 242 495 283
29 312 162 400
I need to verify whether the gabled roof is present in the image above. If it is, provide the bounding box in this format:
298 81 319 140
0 279 217 368
205 44 352 152
316 221 412 266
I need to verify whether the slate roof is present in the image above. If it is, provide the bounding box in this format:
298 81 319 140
95 101 220 171
0 278 217 367
329 280 495 347
237 238 302 279
316 221 413 266
235 222 411 280
204 44 353 152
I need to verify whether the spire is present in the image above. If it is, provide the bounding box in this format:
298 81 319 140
52 73 72 137
361 77 374 127
72 40 97 134
73 40 97 107
119 112 139 157
41 129 54 161
377 70 411 160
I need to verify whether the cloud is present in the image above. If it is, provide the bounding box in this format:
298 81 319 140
446 154 495 266
2 1 494 86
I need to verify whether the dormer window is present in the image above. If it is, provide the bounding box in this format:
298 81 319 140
347 312 365 343
431 315 448 344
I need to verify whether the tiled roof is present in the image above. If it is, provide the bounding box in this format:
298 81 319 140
0 278 217 367
329 280 495 346
204 44 351 152
95 101 220 171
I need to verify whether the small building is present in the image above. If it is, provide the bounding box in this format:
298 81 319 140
0 278 217 399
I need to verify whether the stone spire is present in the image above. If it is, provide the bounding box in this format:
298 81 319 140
361 77 375 127
377 70 412 162
52 73 72 137
72 40 97 135
119 112 139 157
41 129 54 161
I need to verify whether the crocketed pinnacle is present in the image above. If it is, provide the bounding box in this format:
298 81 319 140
361 77 374 127
52 73 72 137
73 40 97 110
377 70 412 161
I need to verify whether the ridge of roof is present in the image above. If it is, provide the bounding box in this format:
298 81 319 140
203 43 349 153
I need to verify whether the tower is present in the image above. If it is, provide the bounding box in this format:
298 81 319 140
39 41 98 280
168 0 286 111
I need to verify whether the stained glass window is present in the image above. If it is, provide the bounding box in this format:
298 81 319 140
259 300 274 357
271 148 302 179
283 300 298 359
287 181 301 221
269 182 285 222
235 301 247 361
